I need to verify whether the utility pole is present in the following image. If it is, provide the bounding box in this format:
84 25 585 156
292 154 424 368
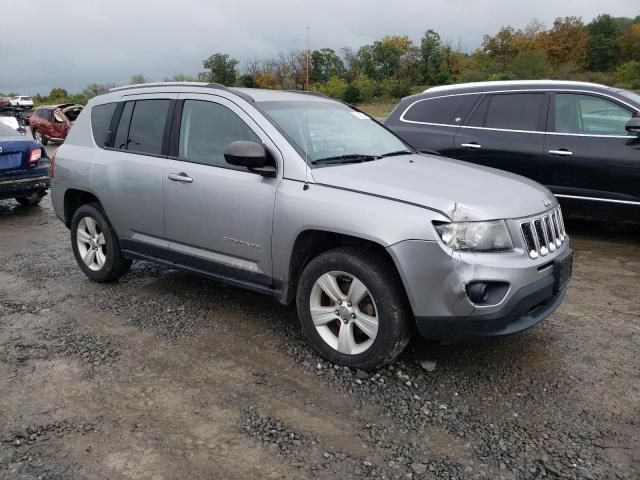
306 26 310 91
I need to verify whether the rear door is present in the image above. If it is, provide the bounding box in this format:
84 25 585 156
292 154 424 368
453 92 548 180
162 94 280 285
90 95 176 252
544 92 640 203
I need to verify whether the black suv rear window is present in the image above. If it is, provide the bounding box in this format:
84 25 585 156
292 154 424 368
91 103 116 148
403 95 475 125
467 93 545 131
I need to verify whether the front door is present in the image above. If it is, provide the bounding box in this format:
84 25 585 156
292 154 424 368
163 94 280 285
543 92 640 203
452 92 549 181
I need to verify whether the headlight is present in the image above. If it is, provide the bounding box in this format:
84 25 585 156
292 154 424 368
434 220 513 252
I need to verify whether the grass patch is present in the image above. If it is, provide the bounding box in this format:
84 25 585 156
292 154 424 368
357 102 398 120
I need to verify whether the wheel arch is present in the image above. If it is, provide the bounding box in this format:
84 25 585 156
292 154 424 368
281 229 404 305
63 189 102 228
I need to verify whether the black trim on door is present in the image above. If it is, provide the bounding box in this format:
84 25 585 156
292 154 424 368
119 239 284 300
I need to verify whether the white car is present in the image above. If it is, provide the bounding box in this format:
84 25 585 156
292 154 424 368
10 96 34 108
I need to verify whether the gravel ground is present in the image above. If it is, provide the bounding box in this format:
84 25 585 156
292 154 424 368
0 195 638 480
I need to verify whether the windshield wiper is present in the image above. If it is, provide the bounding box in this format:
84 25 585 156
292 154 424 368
311 154 380 165
379 149 414 158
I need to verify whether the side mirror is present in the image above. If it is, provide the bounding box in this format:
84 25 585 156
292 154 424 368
625 117 640 135
224 141 276 176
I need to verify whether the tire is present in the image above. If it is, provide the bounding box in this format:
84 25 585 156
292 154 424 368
32 128 48 145
15 191 43 207
296 247 412 370
70 203 132 282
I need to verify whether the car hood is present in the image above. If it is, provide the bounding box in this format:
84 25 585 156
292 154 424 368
310 154 556 221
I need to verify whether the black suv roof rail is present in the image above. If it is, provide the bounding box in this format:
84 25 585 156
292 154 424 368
108 82 255 103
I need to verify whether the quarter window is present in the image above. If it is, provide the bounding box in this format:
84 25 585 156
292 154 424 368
554 93 633 136
403 95 475 125
90 103 117 148
468 93 545 131
177 100 260 170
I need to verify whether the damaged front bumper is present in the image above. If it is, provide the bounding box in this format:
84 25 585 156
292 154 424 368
387 238 572 341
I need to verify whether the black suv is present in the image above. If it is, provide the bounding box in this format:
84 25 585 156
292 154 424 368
385 81 640 217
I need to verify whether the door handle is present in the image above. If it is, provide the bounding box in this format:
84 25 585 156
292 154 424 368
548 149 573 156
167 172 193 183
461 142 482 149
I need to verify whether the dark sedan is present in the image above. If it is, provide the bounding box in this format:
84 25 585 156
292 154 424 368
0 123 50 206
385 80 640 220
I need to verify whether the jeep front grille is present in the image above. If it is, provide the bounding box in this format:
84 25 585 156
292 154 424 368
520 208 567 259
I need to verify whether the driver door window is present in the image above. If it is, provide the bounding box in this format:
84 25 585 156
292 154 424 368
178 100 260 170
554 94 633 136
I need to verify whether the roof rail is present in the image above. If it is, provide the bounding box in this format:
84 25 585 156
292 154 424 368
107 81 255 103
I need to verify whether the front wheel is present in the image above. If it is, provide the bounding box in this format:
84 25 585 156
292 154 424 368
296 247 412 370
70 203 132 282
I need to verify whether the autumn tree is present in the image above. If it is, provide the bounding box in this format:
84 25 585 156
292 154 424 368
619 24 640 62
544 17 590 67
49 88 68 100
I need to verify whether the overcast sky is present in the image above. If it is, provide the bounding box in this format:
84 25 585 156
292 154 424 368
1 0 637 95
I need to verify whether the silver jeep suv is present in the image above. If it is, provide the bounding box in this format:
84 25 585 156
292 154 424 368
51 82 572 369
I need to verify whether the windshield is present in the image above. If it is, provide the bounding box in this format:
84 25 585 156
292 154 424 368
618 89 640 107
258 100 410 166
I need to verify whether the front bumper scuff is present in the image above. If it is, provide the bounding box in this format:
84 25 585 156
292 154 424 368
387 239 572 341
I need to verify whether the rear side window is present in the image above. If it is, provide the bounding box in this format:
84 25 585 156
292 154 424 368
127 100 170 155
177 100 260 170
112 100 171 155
403 95 475 125
39 109 52 121
466 93 545 131
91 103 117 148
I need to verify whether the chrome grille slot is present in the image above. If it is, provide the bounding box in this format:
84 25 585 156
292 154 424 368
520 208 567 259
544 216 556 252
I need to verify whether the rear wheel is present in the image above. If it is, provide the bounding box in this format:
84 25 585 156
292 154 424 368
296 247 412 370
15 191 44 207
70 203 132 282
32 128 48 145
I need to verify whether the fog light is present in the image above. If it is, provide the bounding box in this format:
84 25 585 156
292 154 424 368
466 281 510 306
467 282 489 304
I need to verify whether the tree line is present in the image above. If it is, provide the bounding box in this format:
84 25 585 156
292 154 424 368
11 14 640 107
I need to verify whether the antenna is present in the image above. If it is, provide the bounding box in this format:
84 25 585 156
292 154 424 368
303 26 310 191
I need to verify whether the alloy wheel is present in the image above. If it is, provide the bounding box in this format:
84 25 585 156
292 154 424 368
309 271 379 355
76 217 107 271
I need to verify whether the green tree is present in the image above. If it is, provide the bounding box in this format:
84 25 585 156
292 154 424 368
352 74 379 101
82 84 114 100
315 75 348 99
371 36 411 79
203 53 239 86
511 50 551 79
310 49 345 83
587 15 623 71
342 83 361 104
356 45 377 79
617 61 640 89
164 73 197 82
419 30 444 84
130 74 147 84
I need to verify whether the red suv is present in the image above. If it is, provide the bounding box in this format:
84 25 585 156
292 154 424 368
28 104 83 145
